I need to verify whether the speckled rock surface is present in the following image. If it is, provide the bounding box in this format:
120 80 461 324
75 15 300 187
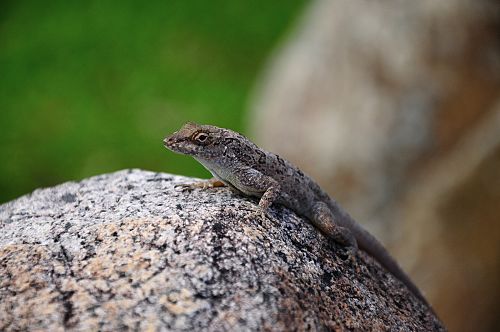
0 169 445 331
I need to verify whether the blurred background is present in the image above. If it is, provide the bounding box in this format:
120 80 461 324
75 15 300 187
0 0 307 202
1 1 499 331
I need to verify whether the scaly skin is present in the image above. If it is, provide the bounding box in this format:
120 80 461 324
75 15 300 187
163 122 431 308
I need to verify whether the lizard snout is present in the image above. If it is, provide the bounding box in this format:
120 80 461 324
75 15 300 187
163 134 184 150
163 134 178 145
163 136 176 148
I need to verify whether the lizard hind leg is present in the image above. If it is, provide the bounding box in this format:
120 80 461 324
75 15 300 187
310 201 358 250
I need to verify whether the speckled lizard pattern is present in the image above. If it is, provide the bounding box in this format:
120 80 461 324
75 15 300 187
163 122 430 307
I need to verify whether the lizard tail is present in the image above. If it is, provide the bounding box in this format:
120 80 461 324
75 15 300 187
353 224 440 317
352 221 430 306
327 200 432 309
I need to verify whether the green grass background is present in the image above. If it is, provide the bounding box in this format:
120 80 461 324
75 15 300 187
0 1 306 203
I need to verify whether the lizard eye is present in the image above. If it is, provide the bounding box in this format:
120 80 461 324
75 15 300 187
193 132 209 143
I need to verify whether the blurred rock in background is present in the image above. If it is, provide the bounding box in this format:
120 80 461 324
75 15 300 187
249 0 500 331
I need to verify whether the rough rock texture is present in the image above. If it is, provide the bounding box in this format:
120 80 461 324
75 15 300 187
249 1 500 330
0 169 444 331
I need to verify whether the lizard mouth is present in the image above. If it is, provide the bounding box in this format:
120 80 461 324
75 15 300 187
163 136 180 151
163 136 193 155
163 133 184 147
163 137 172 147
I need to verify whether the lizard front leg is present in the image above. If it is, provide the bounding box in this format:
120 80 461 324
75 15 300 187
175 177 226 191
228 167 280 214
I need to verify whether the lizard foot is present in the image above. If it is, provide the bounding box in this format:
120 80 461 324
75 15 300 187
331 226 358 249
252 207 270 222
336 243 358 262
175 178 225 192
250 205 280 226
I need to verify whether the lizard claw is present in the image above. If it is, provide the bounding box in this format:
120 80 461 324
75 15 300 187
174 183 197 192
251 208 267 221
250 206 273 224
344 245 358 262
334 241 358 262
259 209 269 221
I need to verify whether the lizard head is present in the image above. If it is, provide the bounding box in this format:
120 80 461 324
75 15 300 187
163 122 226 159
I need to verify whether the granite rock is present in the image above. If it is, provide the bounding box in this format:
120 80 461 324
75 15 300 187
0 169 444 331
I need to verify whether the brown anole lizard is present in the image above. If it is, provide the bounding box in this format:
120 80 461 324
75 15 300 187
163 122 430 308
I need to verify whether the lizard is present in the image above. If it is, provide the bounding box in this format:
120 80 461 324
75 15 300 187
163 122 431 308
